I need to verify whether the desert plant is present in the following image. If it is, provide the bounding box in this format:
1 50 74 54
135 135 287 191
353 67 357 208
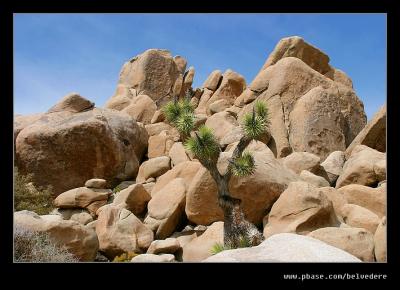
210 235 252 255
210 242 232 255
14 167 54 215
14 226 78 262
163 99 269 248
112 252 138 262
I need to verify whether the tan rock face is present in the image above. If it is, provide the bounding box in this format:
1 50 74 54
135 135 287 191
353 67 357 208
84 178 107 189
145 122 175 137
265 95 291 158
136 156 171 183
121 94 157 125
112 183 151 216
240 56 366 159
320 151 345 185
208 99 230 115
173 74 184 99
338 184 386 218
195 88 215 115
202 70 222 91
190 96 200 108
16 107 148 195
330 68 353 88
117 49 181 106
300 170 330 187
204 111 238 142
282 151 321 175
150 110 165 124
47 93 94 114
147 131 175 158
318 187 347 220
168 142 190 166
239 88 258 105
51 208 94 225
144 178 187 239
185 167 219 225
14 210 99 261
173 55 187 74
204 69 246 111
288 86 347 160
151 161 202 197
186 149 299 225
45 219 99 261
96 206 154 259
105 84 134 110
263 181 339 238
308 227 375 262
142 182 155 197
14 113 45 148
146 238 180 254
336 145 386 188
180 66 195 98
260 36 331 75
374 159 386 182
374 217 387 262
54 187 111 215
341 204 380 234
346 104 386 158
182 221 224 262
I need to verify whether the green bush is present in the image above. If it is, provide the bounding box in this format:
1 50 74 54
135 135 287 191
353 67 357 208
14 166 54 215
210 236 253 255
14 226 79 262
112 252 138 262
210 243 232 255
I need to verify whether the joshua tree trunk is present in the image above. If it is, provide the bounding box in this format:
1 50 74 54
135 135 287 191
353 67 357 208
196 137 264 247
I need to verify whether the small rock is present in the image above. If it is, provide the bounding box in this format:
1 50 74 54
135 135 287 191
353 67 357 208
131 254 175 262
146 238 180 254
85 178 108 189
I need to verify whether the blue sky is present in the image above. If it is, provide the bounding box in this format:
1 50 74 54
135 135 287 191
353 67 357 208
14 13 386 120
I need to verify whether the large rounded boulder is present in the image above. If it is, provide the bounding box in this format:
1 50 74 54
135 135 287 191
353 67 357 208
16 104 148 195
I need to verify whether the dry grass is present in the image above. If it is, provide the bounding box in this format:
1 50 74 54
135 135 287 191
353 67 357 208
14 226 79 262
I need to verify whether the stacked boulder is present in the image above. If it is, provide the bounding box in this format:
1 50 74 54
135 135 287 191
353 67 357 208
105 49 195 124
15 93 148 196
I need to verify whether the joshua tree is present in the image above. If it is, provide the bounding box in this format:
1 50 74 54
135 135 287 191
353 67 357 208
162 91 269 248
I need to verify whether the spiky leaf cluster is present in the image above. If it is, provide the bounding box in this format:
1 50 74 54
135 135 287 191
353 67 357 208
175 112 195 137
184 125 220 160
231 151 256 177
162 99 195 136
254 99 269 121
241 100 270 140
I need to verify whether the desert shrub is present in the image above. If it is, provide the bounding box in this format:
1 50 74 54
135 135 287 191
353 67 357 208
210 235 253 255
14 166 54 215
211 243 232 255
112 252 138 262
14 226 79 262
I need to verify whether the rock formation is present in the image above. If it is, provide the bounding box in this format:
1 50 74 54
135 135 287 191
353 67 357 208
14 36 386 263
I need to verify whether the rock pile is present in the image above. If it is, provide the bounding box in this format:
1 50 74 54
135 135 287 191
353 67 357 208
14 36 386 262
